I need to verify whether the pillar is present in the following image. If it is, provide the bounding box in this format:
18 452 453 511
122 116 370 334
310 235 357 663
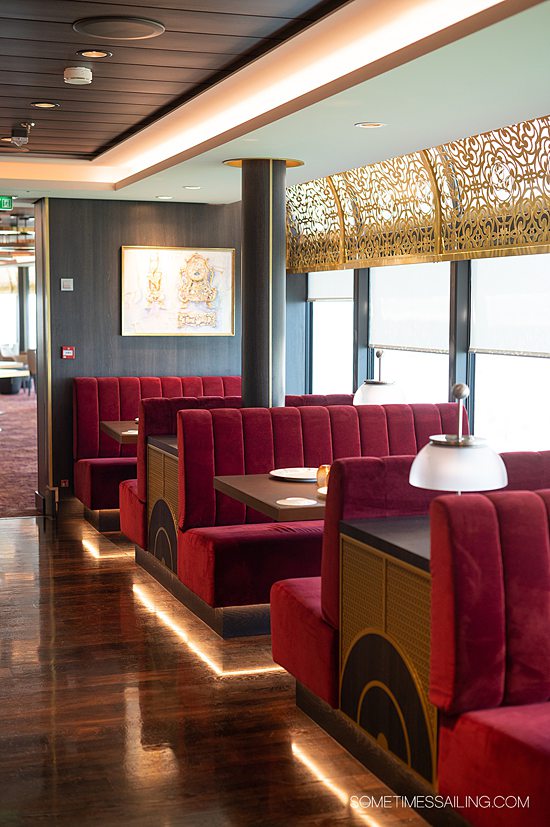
225 157 302 408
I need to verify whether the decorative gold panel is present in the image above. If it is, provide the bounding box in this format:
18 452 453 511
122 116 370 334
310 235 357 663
147 446 164 524
333 152 438 267
386 560 435 735
286 114 550 272
164 455 179 528
147 446 179 531
340 539 384 663
286 177 343 271
340 536 437 784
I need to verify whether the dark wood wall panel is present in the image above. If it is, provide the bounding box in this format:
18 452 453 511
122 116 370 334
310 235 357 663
46 198 241 485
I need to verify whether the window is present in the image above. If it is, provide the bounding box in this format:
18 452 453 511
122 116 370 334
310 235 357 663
309 270 354 394
369 262 450 403
470 254 550 451
27 266 36 350
0 266 18 349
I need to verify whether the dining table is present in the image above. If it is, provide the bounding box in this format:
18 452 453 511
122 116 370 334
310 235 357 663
100 420 140 444
213 472 326 521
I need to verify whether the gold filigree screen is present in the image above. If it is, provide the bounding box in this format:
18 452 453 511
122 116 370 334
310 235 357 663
286 115 550 272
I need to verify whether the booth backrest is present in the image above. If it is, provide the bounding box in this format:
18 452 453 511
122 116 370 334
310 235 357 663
320 450 550 631
176 402 465 532
430 489 550 716
136 395 242 501
73 375 241 459
286 394 354 406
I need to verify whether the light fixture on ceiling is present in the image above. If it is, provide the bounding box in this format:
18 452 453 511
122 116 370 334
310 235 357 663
73 16 165 40
0 122 35 151
354 121 386 128
183 186 201 190
156 195 173 200
31 101 60 109
353 350 403 405
76 48 112 59
64 66 93 85
409 383 508 493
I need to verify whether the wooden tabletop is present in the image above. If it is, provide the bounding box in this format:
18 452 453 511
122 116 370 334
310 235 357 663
100 420 139 444
0 368 30 379
148 435 178 457
214 473 325 521
341 516 430 572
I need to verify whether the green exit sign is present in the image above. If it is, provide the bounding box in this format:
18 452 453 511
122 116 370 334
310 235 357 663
0 196 13 210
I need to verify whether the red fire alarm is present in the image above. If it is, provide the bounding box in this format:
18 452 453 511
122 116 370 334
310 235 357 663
61 346 75 359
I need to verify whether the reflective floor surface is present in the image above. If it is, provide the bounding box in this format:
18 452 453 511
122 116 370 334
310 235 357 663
0 512 427 826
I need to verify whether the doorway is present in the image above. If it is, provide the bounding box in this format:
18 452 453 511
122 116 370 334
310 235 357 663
0 203 38 517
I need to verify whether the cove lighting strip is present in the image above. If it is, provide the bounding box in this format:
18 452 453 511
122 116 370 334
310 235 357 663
291 742 383 826
132 584 284 678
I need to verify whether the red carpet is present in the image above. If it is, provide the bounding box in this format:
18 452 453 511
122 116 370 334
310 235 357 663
0 390 39 517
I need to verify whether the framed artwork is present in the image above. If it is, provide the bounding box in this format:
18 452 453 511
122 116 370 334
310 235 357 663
121 245 235 336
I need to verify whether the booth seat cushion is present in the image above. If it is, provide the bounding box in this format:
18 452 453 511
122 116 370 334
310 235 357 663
271 577 338 707
178 521 324 608
438 704 550 827
119 479 147 549
74 457 137 510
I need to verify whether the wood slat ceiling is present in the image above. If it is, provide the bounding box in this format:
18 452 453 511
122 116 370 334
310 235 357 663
0 0 349 160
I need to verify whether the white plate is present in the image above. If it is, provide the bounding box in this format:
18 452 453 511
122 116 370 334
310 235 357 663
276 497 318 507
269 467 318 482
123 429 139 435
317 486 328 500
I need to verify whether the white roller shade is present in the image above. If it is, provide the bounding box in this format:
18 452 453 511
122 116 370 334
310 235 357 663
470 254 550 355
308 270 353 300
370 262 450 350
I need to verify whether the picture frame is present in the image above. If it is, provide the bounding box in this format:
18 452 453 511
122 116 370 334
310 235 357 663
121 245 235 336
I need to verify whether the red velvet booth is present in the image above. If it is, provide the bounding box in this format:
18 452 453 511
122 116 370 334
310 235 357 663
430 490 550 827
271 450 550 708
175 403 463 622
119 395 243 548
73 375 241 510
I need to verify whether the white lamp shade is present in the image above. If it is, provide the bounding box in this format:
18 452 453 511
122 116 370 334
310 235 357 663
409 437 508 492
353 381 403 405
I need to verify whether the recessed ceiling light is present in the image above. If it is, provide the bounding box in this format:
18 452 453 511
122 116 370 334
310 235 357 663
76 48 112 59
184 186 201 190
156 195 173 200
354 121 386 129
73 16 165 40
31 101 60 109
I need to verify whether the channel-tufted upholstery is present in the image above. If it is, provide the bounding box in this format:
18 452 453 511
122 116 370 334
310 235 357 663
175 403 465 613
72 375 240 509
430 489 550 827
271 450 550 708
119 395 242 547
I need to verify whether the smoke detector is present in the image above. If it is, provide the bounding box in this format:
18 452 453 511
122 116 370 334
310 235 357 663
64 66 93 85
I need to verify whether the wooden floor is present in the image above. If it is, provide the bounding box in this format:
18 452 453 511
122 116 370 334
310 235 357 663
0 511 427 826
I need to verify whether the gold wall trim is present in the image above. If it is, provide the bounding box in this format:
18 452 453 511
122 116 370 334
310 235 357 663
286 114 550 272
